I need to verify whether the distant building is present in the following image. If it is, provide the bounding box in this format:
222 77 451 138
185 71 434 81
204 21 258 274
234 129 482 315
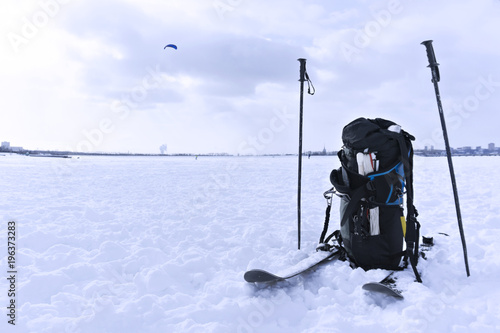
489 143 495 151
0 141 23 152
456 146 473 155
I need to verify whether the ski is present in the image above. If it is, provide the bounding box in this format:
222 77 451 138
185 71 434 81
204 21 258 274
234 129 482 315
244 249 340 283
362 271 404 299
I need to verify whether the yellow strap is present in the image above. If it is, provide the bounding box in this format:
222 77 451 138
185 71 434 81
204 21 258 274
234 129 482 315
401 216 407 237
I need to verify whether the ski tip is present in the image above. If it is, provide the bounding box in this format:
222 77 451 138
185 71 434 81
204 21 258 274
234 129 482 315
244 269 282 283
244 250 340 283
362 282 404 299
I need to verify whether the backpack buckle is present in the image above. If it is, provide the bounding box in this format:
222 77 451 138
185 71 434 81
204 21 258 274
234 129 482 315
366 180 376 192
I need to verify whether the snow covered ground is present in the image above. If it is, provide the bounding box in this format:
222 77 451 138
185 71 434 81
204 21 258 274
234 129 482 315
1 153 499 332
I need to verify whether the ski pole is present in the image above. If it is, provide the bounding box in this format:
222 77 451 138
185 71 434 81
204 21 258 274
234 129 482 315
421 40 471 277
297 58 306 250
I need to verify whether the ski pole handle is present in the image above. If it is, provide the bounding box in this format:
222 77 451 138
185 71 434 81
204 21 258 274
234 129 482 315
298 58 307 82
421 40 440 82
421 40 438 67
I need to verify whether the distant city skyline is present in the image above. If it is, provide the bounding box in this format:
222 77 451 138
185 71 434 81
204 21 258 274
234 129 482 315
2 140 499 157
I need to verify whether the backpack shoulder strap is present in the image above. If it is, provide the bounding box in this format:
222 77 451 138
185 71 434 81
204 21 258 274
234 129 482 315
394 131 422 283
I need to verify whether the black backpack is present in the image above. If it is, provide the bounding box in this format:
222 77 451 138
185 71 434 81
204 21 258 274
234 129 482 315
318 118 421 282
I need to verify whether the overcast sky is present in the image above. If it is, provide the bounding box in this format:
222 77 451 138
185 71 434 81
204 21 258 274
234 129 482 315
1 0 500 154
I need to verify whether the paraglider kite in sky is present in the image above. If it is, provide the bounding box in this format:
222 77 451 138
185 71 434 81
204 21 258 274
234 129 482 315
164 44 177 50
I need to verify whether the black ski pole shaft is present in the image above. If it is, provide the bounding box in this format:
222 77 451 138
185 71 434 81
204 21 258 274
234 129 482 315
421 40 471 277
297 58 307 250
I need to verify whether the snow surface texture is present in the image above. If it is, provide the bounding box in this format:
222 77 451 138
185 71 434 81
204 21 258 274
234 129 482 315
1 154 499 333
